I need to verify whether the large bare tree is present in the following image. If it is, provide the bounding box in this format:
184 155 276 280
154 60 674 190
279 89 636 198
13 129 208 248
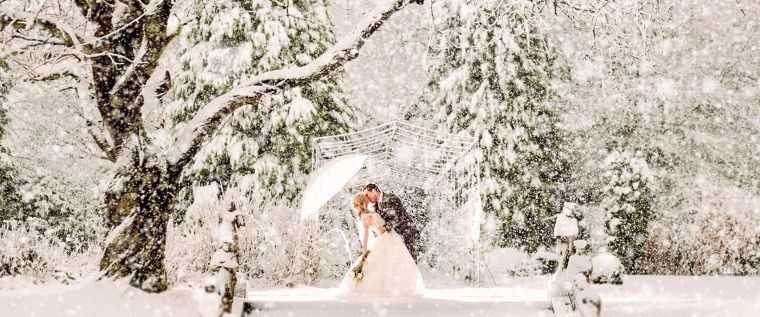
1 0 423 292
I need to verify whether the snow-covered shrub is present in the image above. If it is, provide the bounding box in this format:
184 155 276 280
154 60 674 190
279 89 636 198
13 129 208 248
0 110 101 279
418 185 481 282
484 248 532 278
532 247 560 275
643 180 760 275
549 239 601 316
0 219 99 279
483 247 562 279
0 223 47 277
591 252 623 284
166 186 219 285
601 149 655 273
167 185 353 287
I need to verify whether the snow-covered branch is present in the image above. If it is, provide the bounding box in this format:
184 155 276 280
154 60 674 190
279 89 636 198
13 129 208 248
86 120 116 162
167 0 423 169
0 8 84 49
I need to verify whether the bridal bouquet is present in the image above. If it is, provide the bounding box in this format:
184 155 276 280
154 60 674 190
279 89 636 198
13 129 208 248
351 250 371 282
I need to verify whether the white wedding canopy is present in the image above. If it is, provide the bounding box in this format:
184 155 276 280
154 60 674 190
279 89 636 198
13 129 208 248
311 121 478 188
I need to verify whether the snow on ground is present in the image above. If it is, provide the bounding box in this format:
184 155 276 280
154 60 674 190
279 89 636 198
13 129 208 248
247 276 760 317
245 282 550 317
1 275 758 317
597 275 760 317
0 276 195 317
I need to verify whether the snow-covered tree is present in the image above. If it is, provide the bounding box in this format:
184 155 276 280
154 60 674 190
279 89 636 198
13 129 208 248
549 0 760 274
0 59 21 217
601 149 654 273
0 58 21 221
170 0 357 205
0 0 423 291
0 59 100 257
406 0 569 252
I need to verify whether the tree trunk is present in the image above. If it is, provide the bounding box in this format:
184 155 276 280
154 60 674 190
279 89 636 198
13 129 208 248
99 148 179 292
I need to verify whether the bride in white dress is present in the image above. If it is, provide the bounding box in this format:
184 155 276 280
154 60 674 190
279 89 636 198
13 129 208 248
336 194 425 298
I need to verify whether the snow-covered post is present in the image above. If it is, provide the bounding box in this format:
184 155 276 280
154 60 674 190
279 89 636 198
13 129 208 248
550 203 580 315
206 201 244 316
554 203 580 270
567 240 600 316
552 239 601 316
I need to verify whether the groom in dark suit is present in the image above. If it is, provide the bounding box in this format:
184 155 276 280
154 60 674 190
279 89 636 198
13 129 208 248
363 183 419 262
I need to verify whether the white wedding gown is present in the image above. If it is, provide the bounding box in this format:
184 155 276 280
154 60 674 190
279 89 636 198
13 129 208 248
336 211 425 298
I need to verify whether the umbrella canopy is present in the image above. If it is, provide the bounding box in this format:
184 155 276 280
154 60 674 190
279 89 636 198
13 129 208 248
299 154 368 220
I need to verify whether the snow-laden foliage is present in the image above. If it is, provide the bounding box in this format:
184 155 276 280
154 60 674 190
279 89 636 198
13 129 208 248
170 0 359 206
591 252 624 284
406 0 569 253
0 59 101 279
167 185 355 286
644 181 760 275
418 182 480 281
0 58 20 220
601 149 655 273
550 0 760 274
0 219 100 278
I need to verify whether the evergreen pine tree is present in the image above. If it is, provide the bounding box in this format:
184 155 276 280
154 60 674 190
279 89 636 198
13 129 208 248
0 58 23 221
601 148 655 273
171 0 357 204
406 1 568 252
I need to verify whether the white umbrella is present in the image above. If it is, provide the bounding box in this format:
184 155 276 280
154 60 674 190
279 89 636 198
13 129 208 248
299 154 368 220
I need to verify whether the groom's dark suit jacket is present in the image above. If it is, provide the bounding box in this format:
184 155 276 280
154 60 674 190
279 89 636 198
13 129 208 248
376 192 419 262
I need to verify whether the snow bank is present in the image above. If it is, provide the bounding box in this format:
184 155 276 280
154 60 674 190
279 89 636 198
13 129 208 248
484 248 532 278
595 275 760 317
0 277 195 317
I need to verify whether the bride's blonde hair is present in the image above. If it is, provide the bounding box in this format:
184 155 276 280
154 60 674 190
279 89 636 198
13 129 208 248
352 193 370 218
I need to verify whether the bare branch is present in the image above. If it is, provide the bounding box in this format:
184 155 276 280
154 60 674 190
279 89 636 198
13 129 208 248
167 0 423 170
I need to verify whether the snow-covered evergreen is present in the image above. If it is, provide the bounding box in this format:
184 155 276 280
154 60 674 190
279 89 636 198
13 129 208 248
601 149 655 273
406 0 568 252
0 58 20 220
170 0 359 205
